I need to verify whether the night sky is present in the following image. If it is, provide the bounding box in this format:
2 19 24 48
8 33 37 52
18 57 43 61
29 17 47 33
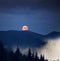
0 0 60 34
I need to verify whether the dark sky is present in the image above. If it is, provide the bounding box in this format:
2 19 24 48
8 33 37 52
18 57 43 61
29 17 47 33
0 0 60 34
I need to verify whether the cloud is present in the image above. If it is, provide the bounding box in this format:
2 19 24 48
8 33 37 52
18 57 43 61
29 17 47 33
38 38 60 61
11 37 60 61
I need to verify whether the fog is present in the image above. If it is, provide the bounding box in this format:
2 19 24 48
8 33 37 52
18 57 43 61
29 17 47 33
11 37 60 61
38 38 60 61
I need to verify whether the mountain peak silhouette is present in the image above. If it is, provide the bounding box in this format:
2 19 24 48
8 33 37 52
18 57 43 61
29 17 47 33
0 30 60 48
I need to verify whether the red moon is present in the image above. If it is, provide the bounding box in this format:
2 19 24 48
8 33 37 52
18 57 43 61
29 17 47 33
22 25 29 31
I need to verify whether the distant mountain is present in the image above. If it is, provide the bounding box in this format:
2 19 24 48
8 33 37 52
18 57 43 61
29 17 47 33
45 31 60 39
0 31 60 49
0 30 46 48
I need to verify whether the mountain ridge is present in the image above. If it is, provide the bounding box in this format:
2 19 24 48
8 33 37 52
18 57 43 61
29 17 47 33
0 30 60 48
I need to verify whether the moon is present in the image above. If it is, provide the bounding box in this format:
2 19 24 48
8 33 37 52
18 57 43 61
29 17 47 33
22 25 29 31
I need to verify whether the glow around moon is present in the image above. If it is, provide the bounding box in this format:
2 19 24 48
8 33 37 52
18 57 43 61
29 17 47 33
22 25 29 31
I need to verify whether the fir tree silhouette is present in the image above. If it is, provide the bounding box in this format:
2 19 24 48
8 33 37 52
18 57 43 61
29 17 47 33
9 50 15 61
27 48 32 61
40 55 48 61
14 48 22 61
35 52 39 61
0 41 8 61
0 40 49 61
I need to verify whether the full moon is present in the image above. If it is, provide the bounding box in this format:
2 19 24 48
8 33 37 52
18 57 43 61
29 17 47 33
22 25 29 31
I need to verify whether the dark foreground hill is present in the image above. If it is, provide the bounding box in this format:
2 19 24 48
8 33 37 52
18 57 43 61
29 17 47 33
0 30 60 48
0 30 46 48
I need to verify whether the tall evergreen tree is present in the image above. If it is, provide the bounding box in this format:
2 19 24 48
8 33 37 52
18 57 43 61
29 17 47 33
0 41 8 61
27 48 32 61
28 48 31 57
9 50 15 61
35 52 39 61
40 55 48 61
14 48 22 61
22 54 27 61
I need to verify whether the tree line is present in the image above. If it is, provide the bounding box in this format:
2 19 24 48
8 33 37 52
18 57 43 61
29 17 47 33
0 41 48 61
